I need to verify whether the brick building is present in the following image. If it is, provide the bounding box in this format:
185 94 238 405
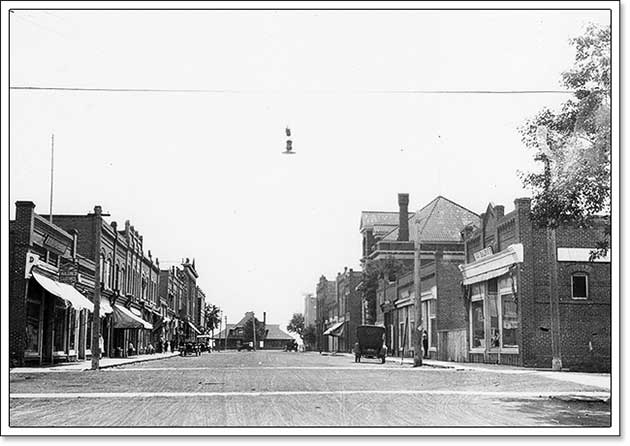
459 198 611 371
315 275 337 352
47 212 160 357
9 201 95 366
328 268 362 353
364 194 479 360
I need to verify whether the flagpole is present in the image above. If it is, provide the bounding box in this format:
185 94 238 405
49 133 54 224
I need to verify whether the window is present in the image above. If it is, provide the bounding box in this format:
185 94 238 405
471 300 484 348
572 273 588 299
489 294 500 348
104 258 111 289
25 297 42 354
86 312 93 350
99 255 105 284
429 300 437 349
501 294 518 347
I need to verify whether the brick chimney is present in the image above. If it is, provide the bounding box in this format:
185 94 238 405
397 193 409 241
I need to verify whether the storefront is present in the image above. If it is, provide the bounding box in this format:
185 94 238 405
460 244 523 365
25 266 94 365
323 320 344 352
111 303 153 357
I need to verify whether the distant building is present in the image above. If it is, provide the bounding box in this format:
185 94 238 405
213 312 292 350
315 275 337 352
303 293 317 328
333 268 362 353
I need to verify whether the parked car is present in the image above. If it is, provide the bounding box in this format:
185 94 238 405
355 325 388 364
237 340 254 351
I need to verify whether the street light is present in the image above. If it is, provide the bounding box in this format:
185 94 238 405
282 127 295 154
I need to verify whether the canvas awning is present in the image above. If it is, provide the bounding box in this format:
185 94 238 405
459 244 524 286
112 304 153 330
32 271 94 312
99 297 113 315
187 321 201 335
323 321 345 337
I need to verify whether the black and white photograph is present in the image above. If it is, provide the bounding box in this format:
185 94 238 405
1 1 622 436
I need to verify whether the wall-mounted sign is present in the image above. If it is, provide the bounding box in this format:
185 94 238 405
473 246 494 262
25 251 41 278
43 235 68 255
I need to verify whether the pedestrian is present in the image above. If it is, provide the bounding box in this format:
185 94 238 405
422 330 429 359
128 342 135 357
98 335 104 359
353 342 360 363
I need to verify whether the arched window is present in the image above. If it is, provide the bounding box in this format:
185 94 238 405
99 255 105 284
105 258 112 290
571 273 589 299
115 264 120 291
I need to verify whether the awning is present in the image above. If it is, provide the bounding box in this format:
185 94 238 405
32 271 94 312
129 307 143 317
112 304 153 330
187 321 201 335
100 297 113 315
459 244 524 286
323 321 345 337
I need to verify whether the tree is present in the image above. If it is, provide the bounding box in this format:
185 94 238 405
519 24 611 254
204 304 222 333
302 324 317 350
286 313 305 338
358 256 410 324
242 316 267 344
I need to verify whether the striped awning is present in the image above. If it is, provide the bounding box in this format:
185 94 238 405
323 321 345 337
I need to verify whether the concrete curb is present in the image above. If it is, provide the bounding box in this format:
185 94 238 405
93 352 180 371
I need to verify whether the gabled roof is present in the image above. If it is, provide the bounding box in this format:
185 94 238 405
264 324 294 341
382 196 479 243
359 211 400 233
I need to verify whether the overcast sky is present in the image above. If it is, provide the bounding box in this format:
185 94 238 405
8 9 610 326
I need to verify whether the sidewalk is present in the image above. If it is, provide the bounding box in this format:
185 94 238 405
10 351 180 373
323 351 611 391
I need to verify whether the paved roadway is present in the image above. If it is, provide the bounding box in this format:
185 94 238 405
9 350 611 427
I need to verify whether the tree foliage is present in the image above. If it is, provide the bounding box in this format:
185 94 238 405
203 304 222 333
241 316 267 343
518 24 611 250
302 324 317 349
358 256 410 324
286 313 305 338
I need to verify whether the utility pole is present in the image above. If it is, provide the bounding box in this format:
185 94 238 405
49 134 54 224
224 315 228 350
537 126 562 371
91 205 103 370
252 313 257 351
413 224 423 367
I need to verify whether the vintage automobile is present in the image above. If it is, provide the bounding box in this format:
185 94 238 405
237 340 254 352
355 325 387 364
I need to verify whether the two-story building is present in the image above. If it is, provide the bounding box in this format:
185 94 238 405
459 198 611 371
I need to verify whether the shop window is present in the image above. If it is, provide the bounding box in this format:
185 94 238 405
471 300 484 348
502 294 518 347
25 298 42 354
489 294 500 348
487 278 498 293
53 303 67 352
571 273 588 299
86 312 93 350
68 310 76 352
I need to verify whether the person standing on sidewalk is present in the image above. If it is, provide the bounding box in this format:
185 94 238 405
422 330 429 359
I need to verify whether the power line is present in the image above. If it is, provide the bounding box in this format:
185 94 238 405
9 86 575 95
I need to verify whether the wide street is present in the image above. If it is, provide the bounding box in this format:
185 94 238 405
9 350 611 428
